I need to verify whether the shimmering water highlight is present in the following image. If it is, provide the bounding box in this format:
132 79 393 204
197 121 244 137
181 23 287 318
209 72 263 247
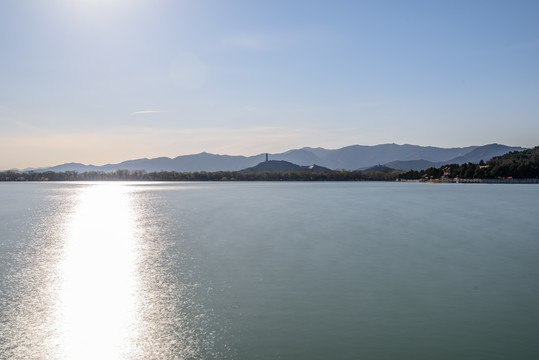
1 182 539 359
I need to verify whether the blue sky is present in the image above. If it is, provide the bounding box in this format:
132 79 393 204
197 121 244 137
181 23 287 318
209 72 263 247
1 0 538 169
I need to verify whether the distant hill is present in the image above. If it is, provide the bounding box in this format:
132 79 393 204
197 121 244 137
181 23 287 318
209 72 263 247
441 143 525 165
317 143 483 170
41 153 265 173
44 162 107 173
19 143 527 173
383 159 438 171
268 144 477 170
241 160 332 173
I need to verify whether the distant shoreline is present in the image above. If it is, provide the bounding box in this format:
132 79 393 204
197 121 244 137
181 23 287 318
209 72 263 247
399 178 539 184
0 171 539 184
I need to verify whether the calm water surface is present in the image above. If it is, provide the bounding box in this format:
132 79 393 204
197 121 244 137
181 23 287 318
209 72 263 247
1 182 538 359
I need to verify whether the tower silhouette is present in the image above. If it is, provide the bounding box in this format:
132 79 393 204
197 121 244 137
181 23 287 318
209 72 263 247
266 153 269 162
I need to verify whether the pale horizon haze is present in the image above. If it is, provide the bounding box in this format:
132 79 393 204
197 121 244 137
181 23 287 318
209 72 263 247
1 0 538 170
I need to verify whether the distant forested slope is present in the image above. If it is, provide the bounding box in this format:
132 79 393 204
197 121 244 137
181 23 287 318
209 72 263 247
399 147 539 179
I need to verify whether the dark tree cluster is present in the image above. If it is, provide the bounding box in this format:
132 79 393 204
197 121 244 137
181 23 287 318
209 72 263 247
398 146 539 180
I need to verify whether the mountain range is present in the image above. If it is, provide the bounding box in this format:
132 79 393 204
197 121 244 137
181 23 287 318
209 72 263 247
19 143 525 173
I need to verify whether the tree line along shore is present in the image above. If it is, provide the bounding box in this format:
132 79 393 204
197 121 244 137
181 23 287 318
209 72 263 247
0 169 401 182
2 147 538 182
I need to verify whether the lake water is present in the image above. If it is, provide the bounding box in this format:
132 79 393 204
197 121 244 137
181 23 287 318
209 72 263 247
1 181 538 359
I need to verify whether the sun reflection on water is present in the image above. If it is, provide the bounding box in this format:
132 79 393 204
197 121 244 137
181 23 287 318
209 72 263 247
55 183 141 359
0 182 217 359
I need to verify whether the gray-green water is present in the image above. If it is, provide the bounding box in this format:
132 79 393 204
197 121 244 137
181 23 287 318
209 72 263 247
1 182 538 359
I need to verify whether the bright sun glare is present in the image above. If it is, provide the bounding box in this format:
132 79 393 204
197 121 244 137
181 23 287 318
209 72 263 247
55 184 140 359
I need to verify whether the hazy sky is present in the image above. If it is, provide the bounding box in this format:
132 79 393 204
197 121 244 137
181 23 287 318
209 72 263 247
1 0 538 169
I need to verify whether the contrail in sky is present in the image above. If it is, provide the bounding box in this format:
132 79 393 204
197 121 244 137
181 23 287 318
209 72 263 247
130 110 163 115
